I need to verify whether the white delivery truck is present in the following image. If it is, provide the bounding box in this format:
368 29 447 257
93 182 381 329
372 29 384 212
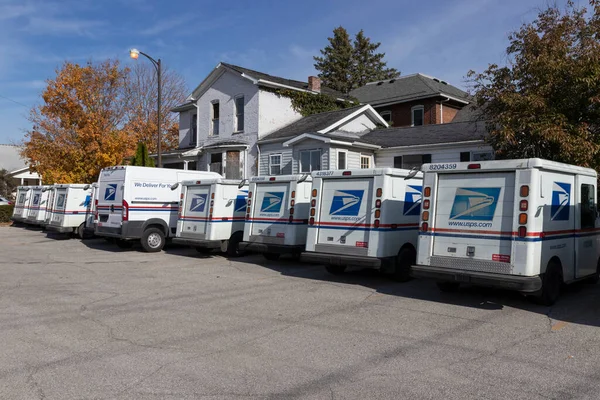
11 186 33 223
83 183 99 238
302 168 423 280
95 166 220 252
41 186 57 229
411 158 600 305
172 178 249 256
240 174 312 260
46 184 92 237
25 185 52 225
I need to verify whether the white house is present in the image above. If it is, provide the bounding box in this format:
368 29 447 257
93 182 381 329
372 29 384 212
0 144 42 187
169 63 346 179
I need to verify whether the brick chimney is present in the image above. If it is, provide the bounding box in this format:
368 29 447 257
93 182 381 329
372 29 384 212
308 76 321 92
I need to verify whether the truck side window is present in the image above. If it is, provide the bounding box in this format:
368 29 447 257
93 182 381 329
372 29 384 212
581 184 595 229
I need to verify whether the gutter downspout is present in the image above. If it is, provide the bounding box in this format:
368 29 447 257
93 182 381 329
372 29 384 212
440 97 450 124
256 142 261 177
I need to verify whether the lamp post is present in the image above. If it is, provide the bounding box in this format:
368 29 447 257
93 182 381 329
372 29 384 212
130 48 162 168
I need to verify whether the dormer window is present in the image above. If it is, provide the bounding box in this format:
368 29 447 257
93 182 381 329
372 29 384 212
211 101 219 136
234 95 244 132
412 105 424 126
379 111 392 124
190 114 197 146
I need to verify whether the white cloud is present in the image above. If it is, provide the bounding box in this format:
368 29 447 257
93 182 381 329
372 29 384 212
139 15 195 36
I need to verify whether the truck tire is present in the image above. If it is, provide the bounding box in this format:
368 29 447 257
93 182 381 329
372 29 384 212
436 281 460 292
263 253 280 261
77 223 85 239
587 259 600 284
116 239 133 249
141 227 165 253
226 232 244 258
534 260 563 306
325 265 346 275
392 247 415 282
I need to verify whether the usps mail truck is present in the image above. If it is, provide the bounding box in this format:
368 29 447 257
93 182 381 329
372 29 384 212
47 184 92 237
11 186 33 223
25 185 51 225
41 186 57 229
172 179 248 256
411 158 600 305
302 168 423 280
240 174 312 260
83 183 99 238
95 166 220 252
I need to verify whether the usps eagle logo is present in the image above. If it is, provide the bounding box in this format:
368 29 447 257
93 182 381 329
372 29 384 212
260 192 284 213
189 194 208 213
329 190 364 216
403 185 422 216
551 182 570 221
449 187 501 221
104 184 117 201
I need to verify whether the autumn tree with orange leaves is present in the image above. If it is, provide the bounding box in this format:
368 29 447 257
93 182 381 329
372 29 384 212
22 59 187 183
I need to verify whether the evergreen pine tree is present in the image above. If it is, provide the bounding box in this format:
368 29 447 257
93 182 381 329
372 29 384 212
314 27 400 94
131 142 155 167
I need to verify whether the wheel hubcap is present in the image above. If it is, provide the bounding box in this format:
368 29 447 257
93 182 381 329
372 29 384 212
147 233 161 248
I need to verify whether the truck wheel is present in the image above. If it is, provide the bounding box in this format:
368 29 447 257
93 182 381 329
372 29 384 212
436 281 460 292
587 260 600 284
77 223 85 239
116 239 133 249
227 232 244 258
263 253 280 261
141 228 165 253
534 260 563 306
325 265 346 275
392 247 415 282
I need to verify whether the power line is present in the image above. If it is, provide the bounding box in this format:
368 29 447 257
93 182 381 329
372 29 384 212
0 94 29 108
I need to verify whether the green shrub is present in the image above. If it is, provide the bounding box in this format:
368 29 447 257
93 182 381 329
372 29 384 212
0 205 14 223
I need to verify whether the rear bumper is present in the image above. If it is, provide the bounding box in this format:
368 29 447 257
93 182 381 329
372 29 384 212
301 252 382 268
95 221 143 240
172 237 222 249
239 242 304 255
10 216 25 222
46 225 74 234
25 219 43 226
410 265 542 293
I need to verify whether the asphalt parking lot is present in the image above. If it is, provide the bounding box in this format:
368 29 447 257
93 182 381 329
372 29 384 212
1 227 600 399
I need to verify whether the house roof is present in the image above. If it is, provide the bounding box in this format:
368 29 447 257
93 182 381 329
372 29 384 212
360 121 488 148
221 63 346 99
349 73 470 106
257 105 373 143
0 144 31 173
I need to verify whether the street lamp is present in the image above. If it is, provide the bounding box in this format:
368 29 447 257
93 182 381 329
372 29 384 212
129 48 162 168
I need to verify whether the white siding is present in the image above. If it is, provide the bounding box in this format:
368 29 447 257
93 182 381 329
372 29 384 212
291 140 329 173
258 90 303 138
336 114 377 133
375 143 494 168
178 110 194 147
329 146 372 170
259 142 293 176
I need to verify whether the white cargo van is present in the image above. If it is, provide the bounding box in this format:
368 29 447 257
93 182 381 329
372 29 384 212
41 186 57 229
302 168 423 280
240 174 312 260
83 183 99 238
11 186 33 223
411 158 600 305
26 185 51 225
172 178 248 256
95 166 220 252
47 184 92 237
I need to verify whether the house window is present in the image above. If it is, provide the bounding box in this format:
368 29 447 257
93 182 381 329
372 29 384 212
360 155 371 169
209 153 222 174
211 102 219 136
393 156 403 168
412 105 424 126
234 95 244 132
379 111 392 124
337 151 347 170
299 149 321 173
269 154 282 175
402 154 431 169
460 152 470 162
472 151 494 161
190 114 197 146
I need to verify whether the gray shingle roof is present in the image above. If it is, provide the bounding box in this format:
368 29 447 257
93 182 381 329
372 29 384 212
258 105 366 142
350 73 470 106
222 63 346 99
360 121 488 148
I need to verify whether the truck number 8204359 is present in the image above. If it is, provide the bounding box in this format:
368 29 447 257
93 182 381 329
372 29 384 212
429 163 457 171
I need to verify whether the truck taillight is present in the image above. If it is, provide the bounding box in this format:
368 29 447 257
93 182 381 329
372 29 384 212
520 185 529 197
310 208 315 216
374 220 380 228
422 211 429 221
291 191 295 199
95 199 98 206
248 191 252 198
424 187 431 197
375 210 381 219
269 177 276 181
289 216 294 223
122 200 129 221
309 217 315 225
421 222 429 232
468 163 481 169
180 193 184 199
290 200 295 207
519 213 527 225
376 188 382 197
423 199 430 209
519 200 528 211
342 171 352 176
211 193 214 199
518 226 527 238
290 208 294 215
375 199 381 208
311 199 316 207
312 189 317 197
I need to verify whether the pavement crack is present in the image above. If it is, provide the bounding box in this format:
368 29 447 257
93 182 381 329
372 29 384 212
25 366 46 400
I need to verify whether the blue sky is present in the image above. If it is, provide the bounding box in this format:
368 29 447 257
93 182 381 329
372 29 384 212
0 0 568 143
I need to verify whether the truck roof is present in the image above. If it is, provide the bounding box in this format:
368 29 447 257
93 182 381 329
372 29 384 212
181 178 247 186
311 168 423 179
423 158 597 177
54 184 90 189
249 174 313 183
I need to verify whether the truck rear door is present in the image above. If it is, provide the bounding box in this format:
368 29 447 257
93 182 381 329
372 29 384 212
316 177 373 253
250 183 289 239
432 172 515 263
98 179 123 229
179 185 211 238
52 188 68 225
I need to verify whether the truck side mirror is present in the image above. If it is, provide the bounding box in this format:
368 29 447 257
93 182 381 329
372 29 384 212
83 184 90 190
404 167 420 180
170 183 179 191
238 179 247 189
298 174 309 183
